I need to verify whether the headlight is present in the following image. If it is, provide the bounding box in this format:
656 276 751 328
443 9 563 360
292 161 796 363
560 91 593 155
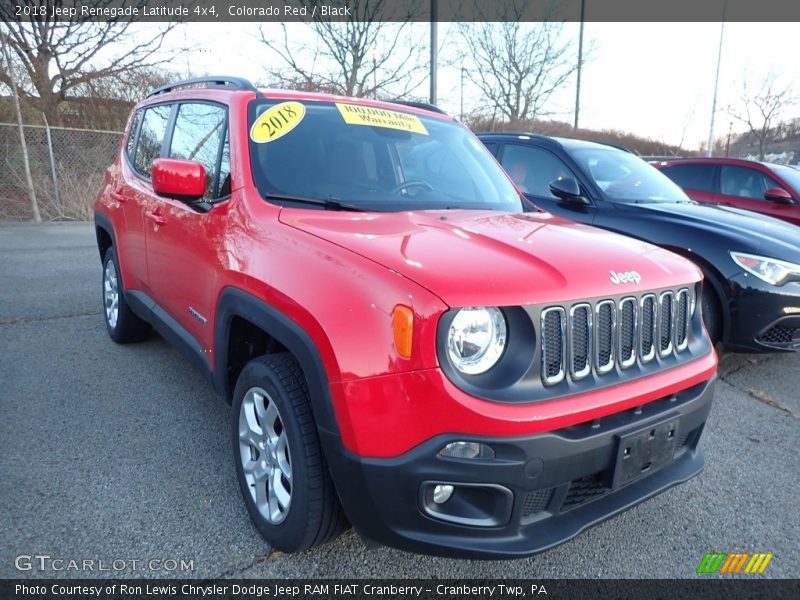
446 307 507 374
730 252 800 286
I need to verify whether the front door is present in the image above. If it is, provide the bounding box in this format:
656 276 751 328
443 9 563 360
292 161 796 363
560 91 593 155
716 164 796 222
144 102 231 352
496 143 596 225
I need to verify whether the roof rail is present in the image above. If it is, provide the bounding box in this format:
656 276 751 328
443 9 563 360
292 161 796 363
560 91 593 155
147 76 257 98
389 100 448 115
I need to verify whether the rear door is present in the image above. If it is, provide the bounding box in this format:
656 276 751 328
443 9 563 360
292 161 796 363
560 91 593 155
116 103 172 293
658 163 717 206
144 101 231 352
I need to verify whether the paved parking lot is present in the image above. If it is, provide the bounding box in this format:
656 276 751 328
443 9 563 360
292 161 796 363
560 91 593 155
1 222 798 579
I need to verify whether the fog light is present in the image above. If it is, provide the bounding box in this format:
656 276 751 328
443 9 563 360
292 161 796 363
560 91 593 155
433 484 454 504
421 481 514 527
438 441 495 459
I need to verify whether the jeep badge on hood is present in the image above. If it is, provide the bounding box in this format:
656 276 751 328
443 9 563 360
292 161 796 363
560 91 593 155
610 270 642 284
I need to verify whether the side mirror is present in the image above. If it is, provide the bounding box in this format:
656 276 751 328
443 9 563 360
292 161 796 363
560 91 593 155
549 177 589 205
764 187 794 204
152 158 206 202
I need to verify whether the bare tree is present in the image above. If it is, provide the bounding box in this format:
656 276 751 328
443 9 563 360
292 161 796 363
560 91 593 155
728 72 797 161
457 2 577 123
65 67 174 129
1 30 40 221
258 0 425 98
659 106 695 157
0 1 182 126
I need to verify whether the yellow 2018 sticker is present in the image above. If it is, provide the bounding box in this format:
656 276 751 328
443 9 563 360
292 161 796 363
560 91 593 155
250 101 306 143
335 103 428 135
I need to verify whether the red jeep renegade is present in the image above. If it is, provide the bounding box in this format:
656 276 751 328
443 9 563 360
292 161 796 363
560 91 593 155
94 77 718 558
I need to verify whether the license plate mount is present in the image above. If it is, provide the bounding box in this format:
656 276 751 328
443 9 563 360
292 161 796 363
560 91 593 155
611 417 680 489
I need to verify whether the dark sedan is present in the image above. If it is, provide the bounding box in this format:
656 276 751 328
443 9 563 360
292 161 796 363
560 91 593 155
478 133 800 352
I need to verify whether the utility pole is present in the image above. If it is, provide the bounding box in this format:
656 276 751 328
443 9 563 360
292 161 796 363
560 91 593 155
706 2 727 157
725 121 733 157
574 0 586 129
429 0 437 105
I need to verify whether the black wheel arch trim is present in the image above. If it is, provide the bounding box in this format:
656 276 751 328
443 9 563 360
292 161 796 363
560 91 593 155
213 287 341 439
91 215 342 440
94 211 116 262
661 246 730 344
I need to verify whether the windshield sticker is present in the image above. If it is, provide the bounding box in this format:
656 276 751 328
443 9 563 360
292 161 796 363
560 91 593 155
335 103 428 135
250 101 306 143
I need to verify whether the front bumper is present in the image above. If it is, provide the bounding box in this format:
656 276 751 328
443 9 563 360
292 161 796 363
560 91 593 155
726 273 800 352
323 376 715 559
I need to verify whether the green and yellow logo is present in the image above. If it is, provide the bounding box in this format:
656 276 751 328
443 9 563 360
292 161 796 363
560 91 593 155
696 552 773 574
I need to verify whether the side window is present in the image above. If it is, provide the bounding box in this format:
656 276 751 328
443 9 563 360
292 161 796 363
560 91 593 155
169 103 228 199
760 172 781 192
661 164 714 192
500 144 575 197
482 141 499 156
125 109 142 162
218 129 231 198
134 104 171 178
720 166 774 200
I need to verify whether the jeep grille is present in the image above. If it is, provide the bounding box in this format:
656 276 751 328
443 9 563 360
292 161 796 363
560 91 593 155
541 288 692 386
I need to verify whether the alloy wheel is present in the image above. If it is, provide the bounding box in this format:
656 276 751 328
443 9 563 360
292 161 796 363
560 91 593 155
103 259 119 329
238 386 293 524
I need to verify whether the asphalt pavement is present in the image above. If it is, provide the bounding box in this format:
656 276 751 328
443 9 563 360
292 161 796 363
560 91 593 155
1 222 797 579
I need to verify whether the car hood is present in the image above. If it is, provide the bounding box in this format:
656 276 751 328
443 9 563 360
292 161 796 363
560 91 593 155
279 209 700 307
624 201 800 259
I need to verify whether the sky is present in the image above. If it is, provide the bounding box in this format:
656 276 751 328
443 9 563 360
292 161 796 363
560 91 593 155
154 21 800 150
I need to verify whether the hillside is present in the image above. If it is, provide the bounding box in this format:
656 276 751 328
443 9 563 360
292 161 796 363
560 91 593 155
718 117 800 164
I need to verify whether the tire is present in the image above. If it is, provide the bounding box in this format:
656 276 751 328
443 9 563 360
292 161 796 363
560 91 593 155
232 353 347 553
102 247 150 343
701 283 722 346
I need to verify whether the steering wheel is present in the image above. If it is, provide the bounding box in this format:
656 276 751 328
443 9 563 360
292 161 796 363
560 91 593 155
392 180 434 195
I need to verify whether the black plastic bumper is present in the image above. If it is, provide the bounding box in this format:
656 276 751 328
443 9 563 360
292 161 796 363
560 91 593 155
726 274 800 352
323 377 716 559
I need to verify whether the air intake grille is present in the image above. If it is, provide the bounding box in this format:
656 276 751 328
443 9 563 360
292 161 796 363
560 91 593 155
561 473 608 511
595 301 615 373
521 488 554 518
675 289 689 349
570 304 591 379
540 288 691 386
640 295 656 361
759 326 799 345
619 297 636 368
541 308 565 385
659 292 673 355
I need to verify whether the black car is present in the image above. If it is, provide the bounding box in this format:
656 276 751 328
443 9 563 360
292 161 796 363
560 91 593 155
478 133 800 352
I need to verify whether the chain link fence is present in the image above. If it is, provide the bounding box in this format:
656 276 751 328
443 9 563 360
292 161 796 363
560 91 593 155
0 123 122 221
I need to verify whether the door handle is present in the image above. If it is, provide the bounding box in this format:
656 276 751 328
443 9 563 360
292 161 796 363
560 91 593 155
144 210 167 225
110 190 128 203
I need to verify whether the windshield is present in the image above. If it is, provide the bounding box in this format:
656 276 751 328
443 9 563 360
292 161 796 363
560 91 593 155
572 148 690 204
248 100 522 212
771 164 800 193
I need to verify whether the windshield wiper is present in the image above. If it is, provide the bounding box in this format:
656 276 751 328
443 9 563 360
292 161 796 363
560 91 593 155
264 193 363 212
